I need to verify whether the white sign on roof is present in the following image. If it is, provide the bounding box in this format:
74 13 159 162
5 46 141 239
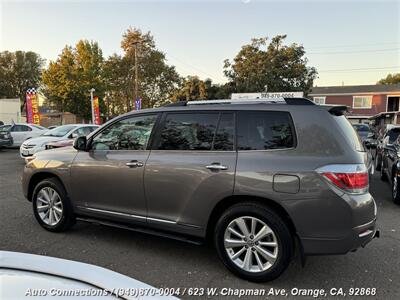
231 92 304 100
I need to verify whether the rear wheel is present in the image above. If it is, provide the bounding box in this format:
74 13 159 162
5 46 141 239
32 178 75 232
214 203 293 282
380 159 387 181
375 154 381 171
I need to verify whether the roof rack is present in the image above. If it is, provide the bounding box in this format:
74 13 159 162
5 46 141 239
163 97 315 107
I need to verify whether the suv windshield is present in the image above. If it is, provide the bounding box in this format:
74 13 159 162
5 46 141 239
43 125 77 137
334 116 364 152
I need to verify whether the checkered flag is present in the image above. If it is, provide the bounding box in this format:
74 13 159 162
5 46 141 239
26 88 37 95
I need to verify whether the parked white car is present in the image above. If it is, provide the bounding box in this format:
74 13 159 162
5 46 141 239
20 124 99 159
9 123 47 147
0 251 177 299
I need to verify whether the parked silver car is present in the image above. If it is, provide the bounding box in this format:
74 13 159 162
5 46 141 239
22 98 378 282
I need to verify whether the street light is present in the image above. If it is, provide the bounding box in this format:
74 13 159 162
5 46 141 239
89 88 95 124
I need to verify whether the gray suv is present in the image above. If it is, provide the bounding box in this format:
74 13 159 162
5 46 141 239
22 98 378 282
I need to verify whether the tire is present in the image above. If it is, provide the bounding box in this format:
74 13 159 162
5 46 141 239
392 174 400 205
375 154 381 171
32 178 75 232
214 202 293 282
380 159 387 181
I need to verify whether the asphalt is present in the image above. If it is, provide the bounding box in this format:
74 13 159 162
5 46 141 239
0 148 399 299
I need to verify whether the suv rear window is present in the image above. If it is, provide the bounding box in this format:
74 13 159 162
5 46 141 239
237 111 295 150
333 115 364 152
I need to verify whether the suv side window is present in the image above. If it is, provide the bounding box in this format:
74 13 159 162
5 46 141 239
157 113 220 150
214 113 235 151
91 115 157 150
237 111 295 150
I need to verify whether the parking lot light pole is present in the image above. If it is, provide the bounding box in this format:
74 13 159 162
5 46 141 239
89 88 95 124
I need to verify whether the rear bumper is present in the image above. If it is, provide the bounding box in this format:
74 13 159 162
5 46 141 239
301 218 378 255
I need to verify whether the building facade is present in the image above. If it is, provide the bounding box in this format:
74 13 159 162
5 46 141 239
309 84 400 123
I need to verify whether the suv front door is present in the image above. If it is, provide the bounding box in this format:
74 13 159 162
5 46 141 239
144 112 237 232
70 114 159 223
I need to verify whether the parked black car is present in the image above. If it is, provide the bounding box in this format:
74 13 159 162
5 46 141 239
375 126 400 171
379 134 400 204
0 125 13 148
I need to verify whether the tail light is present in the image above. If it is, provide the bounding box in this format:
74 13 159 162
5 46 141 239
316 164 369 194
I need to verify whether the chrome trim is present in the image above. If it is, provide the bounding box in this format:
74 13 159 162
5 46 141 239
79 207 178 225
81 207 146 221
147 217 176 224
359 229 374 238
316 163 368 174
206 164 228 171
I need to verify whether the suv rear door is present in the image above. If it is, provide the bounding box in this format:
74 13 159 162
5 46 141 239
144 111 236 232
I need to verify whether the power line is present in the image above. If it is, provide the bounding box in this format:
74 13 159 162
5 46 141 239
319 66 400 73
309 48 400 55
305 41 400 50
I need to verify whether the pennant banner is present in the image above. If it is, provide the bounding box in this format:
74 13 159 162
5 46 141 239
26 88 40 125
93 96 101 125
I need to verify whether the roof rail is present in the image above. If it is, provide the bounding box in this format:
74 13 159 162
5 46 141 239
187 98 287 105
163 97 315 107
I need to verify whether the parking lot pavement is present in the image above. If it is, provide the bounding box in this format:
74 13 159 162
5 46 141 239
0 148 399 299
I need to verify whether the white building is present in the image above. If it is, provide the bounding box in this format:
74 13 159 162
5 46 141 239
0 98 22 124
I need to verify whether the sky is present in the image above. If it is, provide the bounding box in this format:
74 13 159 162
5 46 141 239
0 0 399 87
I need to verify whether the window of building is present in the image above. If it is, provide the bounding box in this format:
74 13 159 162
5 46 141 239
237 111 295 150
313 97 326 105
353 96 372 109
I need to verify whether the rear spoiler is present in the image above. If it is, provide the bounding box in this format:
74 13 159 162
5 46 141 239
321 105 348 116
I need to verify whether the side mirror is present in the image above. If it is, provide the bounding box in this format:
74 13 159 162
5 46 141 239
73 136 87 151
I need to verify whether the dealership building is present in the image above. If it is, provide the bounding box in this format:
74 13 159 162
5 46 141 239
309 84 400 123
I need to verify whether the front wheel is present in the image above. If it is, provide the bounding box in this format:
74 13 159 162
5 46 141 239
392 175 400 205
32 178 76 232
214 203 293 282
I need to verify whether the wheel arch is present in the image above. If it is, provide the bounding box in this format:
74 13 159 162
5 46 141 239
205 195 297 242
27 172 66 202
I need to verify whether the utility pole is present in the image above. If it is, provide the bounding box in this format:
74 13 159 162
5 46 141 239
131 39 142 110
89 88 95 124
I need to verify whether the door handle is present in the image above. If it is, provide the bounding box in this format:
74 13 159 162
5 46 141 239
126 160 144 168
205 163 228 171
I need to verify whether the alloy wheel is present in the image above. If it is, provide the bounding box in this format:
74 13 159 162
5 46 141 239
36 187 63 226
224 216 279 273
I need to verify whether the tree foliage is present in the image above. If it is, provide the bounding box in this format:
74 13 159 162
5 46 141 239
105 27 181 112
0 51 44 104
42 40 105 119
223 35 317 93
377 73 400 85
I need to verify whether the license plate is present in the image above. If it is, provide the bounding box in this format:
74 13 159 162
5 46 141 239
23 150 29 156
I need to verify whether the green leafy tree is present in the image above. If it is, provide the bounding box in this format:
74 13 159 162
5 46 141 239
0 51 44 106
42 40 105 119
378 73 400 85
223 35 317 94
172 76 208 101
112 27 181 109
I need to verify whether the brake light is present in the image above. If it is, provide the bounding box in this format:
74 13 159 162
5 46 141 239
316 164 369 194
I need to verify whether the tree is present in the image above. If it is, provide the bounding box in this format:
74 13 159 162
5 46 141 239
0 51 44 106
223 35 317 94
42 40 105 119
172 76 208 101
378 73 400 85
110 27 181 110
